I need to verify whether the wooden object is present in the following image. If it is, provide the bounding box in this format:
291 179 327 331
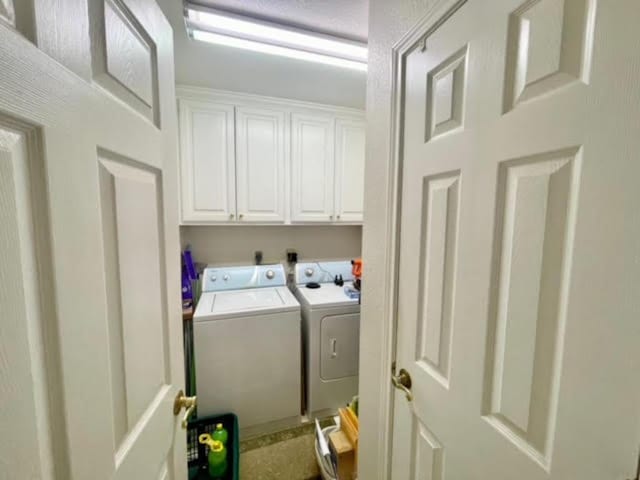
329 430 356 480
339 407 359 449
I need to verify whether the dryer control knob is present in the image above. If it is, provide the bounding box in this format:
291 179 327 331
265 269 275 280
305 268 314 277
210 275 217 282
223 274 230 281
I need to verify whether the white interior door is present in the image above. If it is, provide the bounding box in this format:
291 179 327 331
391 1 640 478
334 117 366 223
0 1 186 479
236 106 287 223
179 99 236 223
291 112 335 222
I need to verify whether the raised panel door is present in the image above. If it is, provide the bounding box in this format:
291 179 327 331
335 117 365 223
179 100 236 223
236 106 286 223
291 112 335 222
391 1 640 479
0 1 187 478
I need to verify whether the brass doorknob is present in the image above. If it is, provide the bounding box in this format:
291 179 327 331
174 390 197 429
391 367 413 402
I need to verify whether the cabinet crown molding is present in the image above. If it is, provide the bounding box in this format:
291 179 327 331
176 85 365 118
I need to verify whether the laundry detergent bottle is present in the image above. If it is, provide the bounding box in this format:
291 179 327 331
199 434 228 478
211 423 228 446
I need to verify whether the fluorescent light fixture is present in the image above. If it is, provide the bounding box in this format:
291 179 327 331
186 6 367 71
191 30 367 71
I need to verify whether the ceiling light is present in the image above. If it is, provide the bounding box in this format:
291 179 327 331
191 30 367 71
185 6 367 71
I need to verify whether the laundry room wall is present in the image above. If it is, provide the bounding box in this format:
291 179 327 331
156 0 366 266
181 226 363 266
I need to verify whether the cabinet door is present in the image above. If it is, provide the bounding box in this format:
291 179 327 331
335 118 366 223
179 99 236 223
235 107 286 222
291 113 335 222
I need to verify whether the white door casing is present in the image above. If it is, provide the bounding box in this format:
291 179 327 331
334 117 366 223
390 0 640 479
179 99 236 223
291 112 336 222
235 106 287 223
0 1 186 479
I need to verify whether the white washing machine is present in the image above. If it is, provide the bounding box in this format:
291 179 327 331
194 264 301 432
294 261 360 419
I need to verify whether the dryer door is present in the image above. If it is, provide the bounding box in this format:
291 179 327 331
320 313 360 380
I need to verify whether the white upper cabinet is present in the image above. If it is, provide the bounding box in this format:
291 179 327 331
236 107 287 222
334 118 366 223
179 99 236 222
291 112 336 222
177 87 365 225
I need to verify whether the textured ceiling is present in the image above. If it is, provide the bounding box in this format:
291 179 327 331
191 0 369 42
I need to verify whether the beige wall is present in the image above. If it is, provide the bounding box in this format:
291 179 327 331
181 225 362 266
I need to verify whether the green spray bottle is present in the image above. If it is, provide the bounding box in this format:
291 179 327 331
199 433 228 478
211 423 228 446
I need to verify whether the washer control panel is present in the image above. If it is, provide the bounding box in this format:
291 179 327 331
202 264 287 292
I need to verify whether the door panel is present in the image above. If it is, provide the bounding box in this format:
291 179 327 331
415 171 460 388
291 112 335 222
0 0 186 479
502 0 595 112
0 0 14 25
334 118 365 222
412 422 444 480
320 313 360 380
179 100 236 222
391 1 640 479
93 0 160 124
99 153 170 449
0 123 65 479
483 147 579 462
236 106 286 222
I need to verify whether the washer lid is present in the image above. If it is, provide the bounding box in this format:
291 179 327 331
194 287 299 321
295 283 359 308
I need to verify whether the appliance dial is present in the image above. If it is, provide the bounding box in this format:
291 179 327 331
210 275 217 282
305 268 314 277
266 269 275 280
223 274 230 281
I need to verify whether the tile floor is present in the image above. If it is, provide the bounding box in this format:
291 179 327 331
238 419 334 480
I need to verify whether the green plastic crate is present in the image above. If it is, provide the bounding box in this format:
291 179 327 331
188 413 239 480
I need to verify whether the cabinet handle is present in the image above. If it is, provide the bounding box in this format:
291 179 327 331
229 214 234 219
337 215 341 220
239 214 244 220
331 338 337 358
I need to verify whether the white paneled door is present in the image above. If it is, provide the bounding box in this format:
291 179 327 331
0 1 186 480
390 0 640 479
334 118 366 223
291 112 336 222
236 106 287 222
179 99 236 222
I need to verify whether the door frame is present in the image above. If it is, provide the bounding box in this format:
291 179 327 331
358 1 467 477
